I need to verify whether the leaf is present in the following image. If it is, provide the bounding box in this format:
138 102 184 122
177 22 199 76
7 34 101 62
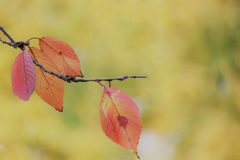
11 50 36 101
29 47 64 111
100 87 142 159
39 37 83 77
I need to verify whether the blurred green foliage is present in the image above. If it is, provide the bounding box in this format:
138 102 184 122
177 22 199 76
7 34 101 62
0 0 240 160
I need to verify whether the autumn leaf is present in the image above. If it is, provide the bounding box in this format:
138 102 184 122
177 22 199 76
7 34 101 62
39 37 83 77
11 50 36 101
29 47 64 111
100 87 142 159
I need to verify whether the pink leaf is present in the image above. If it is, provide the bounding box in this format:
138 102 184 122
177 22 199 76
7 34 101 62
11 50 36 101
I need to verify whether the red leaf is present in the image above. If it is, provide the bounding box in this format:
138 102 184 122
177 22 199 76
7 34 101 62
29 47 64 111
11 50 36 101
100 87 142 158
39 37 83 77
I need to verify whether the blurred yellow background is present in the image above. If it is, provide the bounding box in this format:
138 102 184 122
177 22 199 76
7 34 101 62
1 0 240 160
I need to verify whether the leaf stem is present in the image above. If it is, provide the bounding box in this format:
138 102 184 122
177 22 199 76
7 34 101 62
96 80 104 87
26 37 40 42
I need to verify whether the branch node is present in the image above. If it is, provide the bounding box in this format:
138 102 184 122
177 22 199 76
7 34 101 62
124 75 129 78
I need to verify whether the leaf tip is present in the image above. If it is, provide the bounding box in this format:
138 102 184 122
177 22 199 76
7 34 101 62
56 107 63 112
79 71 84 77
133 151 140 159
135 152 140 159
23 95 31 101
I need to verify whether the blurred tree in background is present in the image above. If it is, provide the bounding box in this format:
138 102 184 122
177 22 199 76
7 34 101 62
0 0 240 160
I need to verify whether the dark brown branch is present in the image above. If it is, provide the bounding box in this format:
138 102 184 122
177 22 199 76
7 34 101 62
31 58 70 81
0 26 30 50
0 37 16 47
66 75 147 83
34 57 147 83
0 26 15 43
0 26 147 83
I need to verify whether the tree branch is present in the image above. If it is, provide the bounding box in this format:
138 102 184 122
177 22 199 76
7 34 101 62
0 26 147 83
65 75 147 83
32 57 146 83
0 26 30 50
0 26 15 43
0 37 15 47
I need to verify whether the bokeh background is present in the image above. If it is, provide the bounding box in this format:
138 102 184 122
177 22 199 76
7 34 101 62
0 0 240 160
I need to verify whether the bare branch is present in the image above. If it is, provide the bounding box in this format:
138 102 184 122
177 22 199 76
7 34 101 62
0 26 15 43
31 58 70 81
0 26 147 84
67 75 147 83
33 56 147 82
0 26 30 50
0 37 16 48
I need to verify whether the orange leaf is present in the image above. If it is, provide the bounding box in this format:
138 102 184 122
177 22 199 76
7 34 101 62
29 47 64 111
100 87 142 159
39 37 83 77
11 50 36 101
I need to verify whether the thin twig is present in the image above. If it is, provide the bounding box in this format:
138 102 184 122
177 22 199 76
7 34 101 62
32 55 147 83
0 37 15 48
0 26 30 50
67 75 147 83
0 26 15 43
0 26 147 83
31 58 71 81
